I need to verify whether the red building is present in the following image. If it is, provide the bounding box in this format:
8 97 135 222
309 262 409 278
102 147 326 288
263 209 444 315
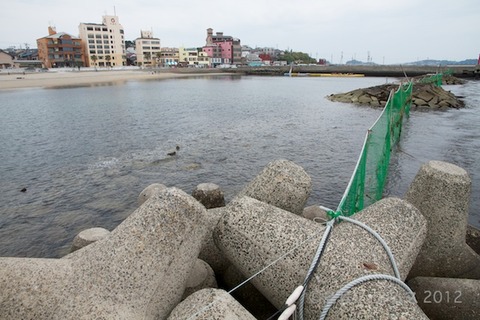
203 28 241 66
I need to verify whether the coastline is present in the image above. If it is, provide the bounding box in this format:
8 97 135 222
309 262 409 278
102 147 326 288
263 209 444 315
0 69 230 90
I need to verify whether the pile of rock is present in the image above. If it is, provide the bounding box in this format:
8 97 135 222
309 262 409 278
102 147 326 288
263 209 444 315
327 79 465 110
1 159 479 319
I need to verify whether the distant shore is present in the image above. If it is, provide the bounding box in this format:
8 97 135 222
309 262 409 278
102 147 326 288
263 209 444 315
0 69 230 90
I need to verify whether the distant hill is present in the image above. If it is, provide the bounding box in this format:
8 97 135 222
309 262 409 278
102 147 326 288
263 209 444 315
345 58 477 66
405 59 477 66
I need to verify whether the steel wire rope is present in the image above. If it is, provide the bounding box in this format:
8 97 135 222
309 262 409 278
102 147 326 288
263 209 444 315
318 274 416 320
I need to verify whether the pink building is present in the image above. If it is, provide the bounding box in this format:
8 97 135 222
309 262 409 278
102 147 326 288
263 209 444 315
203 28 241 66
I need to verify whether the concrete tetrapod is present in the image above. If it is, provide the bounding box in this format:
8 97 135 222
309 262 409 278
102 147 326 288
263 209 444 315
408 277 480 320
405 160 480 279
214 196 428 319
0 188 208 320
236 159 312 215
168 288 256 319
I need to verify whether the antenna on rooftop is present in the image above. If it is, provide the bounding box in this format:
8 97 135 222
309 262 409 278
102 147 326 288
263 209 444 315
114 6 117 16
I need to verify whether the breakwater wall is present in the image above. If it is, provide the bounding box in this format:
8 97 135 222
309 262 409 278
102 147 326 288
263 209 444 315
1 159 479 319
228 65 480 78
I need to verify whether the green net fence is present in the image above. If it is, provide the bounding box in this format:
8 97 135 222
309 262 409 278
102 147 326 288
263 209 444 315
419 74 442 86
328 81 413 218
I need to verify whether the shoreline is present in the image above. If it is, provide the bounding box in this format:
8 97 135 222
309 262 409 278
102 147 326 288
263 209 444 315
0 69 231 90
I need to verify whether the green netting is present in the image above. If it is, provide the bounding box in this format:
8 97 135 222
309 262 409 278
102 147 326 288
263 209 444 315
419 73 444 86
330 81 413 218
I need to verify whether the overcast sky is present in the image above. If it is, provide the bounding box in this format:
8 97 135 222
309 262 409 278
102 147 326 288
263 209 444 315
1 0 478 64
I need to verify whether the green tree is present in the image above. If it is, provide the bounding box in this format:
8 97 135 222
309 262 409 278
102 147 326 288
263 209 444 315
155 52 162 67
144 52 151 66
125 40 135 49
91 55 98 69
105 55 112 67
278 51 316 64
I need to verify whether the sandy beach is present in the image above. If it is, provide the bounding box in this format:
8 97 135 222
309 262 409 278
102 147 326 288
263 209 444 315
0 69 229 90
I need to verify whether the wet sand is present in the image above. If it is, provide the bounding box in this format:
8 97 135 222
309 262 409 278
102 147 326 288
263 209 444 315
0 69 228 90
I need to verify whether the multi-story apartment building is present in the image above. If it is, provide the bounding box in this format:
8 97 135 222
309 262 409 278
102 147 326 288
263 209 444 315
78 15 126 67
159 47 179 67
36 26 85 68
135 30 161 67
178 47 210 67
178 47 199 67
203 28 241 65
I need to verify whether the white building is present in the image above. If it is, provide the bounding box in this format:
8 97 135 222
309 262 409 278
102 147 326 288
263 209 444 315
79 15 126 67
135 30 161 67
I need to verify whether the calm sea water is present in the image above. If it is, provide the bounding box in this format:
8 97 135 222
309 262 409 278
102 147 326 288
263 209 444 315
0 75 479 258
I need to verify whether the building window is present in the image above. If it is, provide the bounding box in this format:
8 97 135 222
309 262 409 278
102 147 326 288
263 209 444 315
88 40 94 44
88 34 94 38
120 29 124 34
95 27 101 31
103 34 109 39
95 34 101 38
96 40 102 44
87 27 93 31
89 45 95 49
89 50 95 54
102 27 107 31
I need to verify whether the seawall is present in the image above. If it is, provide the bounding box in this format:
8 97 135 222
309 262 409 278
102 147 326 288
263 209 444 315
230 65 480 78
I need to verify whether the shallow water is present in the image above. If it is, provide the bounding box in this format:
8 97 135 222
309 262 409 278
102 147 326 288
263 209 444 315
0 75 478 258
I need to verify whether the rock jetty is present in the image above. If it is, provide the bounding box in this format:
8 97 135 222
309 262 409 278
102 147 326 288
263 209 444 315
1 159 479 319
327 76 465 110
